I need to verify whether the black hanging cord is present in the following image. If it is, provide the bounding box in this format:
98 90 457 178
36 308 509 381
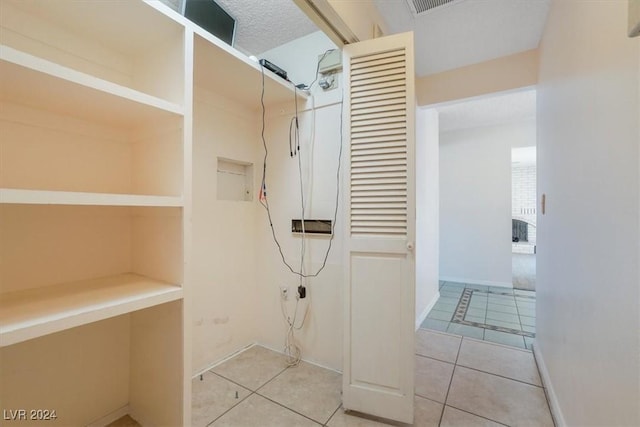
288 87 301 157
289 117 295 157
258 64 344 279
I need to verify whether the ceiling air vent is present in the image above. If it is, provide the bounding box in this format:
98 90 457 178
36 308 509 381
405 0 463 16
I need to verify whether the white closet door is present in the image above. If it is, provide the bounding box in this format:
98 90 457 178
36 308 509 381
342 32 416 424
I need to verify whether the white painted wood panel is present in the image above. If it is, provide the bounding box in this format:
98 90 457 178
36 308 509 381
193 34 308 109
130 301 184 426
0 0 310 423
0 273 182 347
0 205 183 293
0 316 131 427
0 189 183 207
0 101 183 196
0 46 183 127
0 0 185 104
350 253 405 389
343 32 416 424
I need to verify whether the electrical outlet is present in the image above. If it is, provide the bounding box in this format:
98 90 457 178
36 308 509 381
280 286 288 300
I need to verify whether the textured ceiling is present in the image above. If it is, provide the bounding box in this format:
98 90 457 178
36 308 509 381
373 0 550 76
214 0 318 54
437 89 536 132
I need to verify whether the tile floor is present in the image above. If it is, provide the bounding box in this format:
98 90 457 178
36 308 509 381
190 333 554 427
421 282 535 349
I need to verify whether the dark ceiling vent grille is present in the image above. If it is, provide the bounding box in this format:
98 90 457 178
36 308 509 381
406 0 459 15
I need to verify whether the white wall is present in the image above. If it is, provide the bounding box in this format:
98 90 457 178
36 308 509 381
439 119 536 286
416 108 440 327
0 316 130 426
260 31 340 91
536 1 640 425
189 31 344 373
256 32 345 370
191 89 260 374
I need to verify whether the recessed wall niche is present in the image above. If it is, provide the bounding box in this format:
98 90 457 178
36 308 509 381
217 157 253 201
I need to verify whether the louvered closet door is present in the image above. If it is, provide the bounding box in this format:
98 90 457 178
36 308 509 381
342 32 416 424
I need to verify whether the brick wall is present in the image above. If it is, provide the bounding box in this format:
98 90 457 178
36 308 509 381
512 162 536 252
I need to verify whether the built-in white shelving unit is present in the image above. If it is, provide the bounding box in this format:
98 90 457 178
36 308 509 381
193 31 308 108
0 188 184 207
0 189 183 207
0 0 306 424
0 46 184 126
0 273 183 347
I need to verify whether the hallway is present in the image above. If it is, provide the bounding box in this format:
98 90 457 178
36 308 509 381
421 282 535 350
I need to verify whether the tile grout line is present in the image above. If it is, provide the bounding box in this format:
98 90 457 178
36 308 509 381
195 343 256 378
323 405 342 426
437 335 463 426
454 362 544 388
204 350 336 426
254 365 292 393
208 364 288 394
208 370 254 393
517 296 537 345
255 391 329 426
205 390 255 427
444 403 511 427
417 341 543 387
415 350 459 365
512 293 527 349
252 359 340 426
197 371 255 426
426 285 535 351
482 288 488 340
472 289 534 344
447 338 539 426
415 352 455 367
206 361 292 426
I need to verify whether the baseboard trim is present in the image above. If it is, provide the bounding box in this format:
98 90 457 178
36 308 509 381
193 342 256 378
257 342 343 374
416 291 440 330
193 341 343 377
86 406 130 427
440 276 513 288
533 343 566 427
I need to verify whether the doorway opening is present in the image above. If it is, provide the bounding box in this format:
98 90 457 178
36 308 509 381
512 146 537 291
420 88 537 349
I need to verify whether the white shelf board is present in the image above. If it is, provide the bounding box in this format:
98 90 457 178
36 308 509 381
0 46 184 128
6 0 183 59
0 189 183 207
193 31 308 109
0 273 183 347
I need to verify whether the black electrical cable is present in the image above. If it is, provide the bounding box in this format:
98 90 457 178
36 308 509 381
258 64 344 279
294 86 300 153
288 117 295 157
288 87 301 157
